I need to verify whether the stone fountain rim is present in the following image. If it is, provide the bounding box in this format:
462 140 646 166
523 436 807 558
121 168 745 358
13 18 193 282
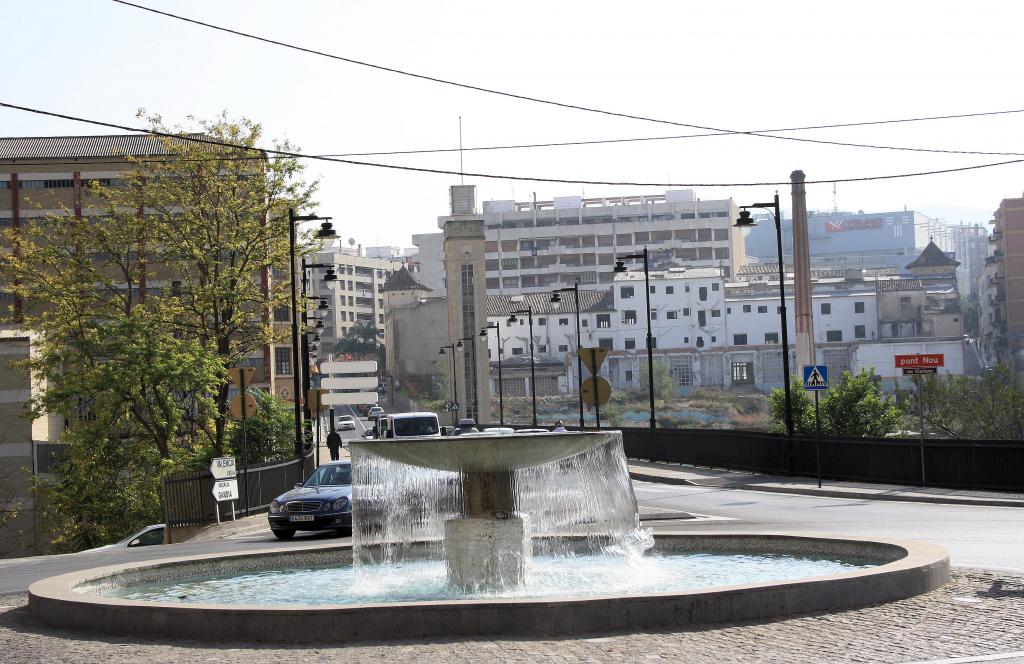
28 532 949 641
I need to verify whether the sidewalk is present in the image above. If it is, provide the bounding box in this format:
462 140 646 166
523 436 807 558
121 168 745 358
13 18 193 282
628 460 1024 508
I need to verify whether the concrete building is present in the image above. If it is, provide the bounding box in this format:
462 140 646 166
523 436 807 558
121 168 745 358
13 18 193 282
980 195 1024 374
478 190 743 294
408 232 447 295
744 208 953 273
950 223 988 299
382 266 448 399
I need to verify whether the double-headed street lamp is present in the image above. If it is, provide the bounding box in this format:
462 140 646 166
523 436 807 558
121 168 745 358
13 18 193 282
288 208 336 457
613 246 656 430
734 193 794 437
507 307 537 427
438 343 458 425
551 282 584 429
480 322 504 425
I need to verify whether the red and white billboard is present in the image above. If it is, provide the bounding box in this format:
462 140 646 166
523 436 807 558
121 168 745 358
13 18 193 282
894 354 944 369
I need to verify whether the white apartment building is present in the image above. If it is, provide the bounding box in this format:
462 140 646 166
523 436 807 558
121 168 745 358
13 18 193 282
477 190 743 294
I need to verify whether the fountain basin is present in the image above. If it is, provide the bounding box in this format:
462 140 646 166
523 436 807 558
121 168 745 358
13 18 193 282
28 533 949 643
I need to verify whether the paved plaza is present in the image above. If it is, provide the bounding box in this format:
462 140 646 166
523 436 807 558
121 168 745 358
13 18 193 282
2 568 1023 663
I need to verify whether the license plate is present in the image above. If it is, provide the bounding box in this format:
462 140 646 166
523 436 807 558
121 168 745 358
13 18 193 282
289 515 314 522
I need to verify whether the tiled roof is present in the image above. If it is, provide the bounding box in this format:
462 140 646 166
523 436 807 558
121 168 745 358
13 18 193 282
905 240 960 270
487 289 613 317
381 266 431 292
876 278 924 292
0 133 208 160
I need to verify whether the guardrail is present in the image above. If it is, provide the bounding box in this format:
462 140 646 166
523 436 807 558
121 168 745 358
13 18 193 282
162 451 314 530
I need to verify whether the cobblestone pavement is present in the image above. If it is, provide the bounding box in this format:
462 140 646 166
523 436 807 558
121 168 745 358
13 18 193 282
2 569 1023 663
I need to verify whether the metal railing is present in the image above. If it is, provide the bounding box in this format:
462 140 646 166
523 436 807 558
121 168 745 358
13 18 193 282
162 451 314 529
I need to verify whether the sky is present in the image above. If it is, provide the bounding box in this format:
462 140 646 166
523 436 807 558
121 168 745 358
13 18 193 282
4 0 1024 247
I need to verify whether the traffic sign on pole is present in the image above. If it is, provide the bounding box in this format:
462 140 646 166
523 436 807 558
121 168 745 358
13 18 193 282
229 394 257 419
802 365 829 391
579 347 608 376
581 376 612 405
209 457 236 480
212 479 239 502
228 367 255 387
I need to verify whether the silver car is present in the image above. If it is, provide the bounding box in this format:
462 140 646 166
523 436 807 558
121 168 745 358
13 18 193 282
336 414 356 431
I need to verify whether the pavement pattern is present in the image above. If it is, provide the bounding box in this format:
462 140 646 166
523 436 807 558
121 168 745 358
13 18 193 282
2 568 1023 663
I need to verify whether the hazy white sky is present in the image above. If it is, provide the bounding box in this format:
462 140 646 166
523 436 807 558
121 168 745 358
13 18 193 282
5 1 1024 245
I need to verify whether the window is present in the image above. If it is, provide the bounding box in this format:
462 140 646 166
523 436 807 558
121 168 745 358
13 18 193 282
684 337 689 344
558 344 568 352
696 337 705 348
743 305 751 313
826 330 843 342
733 334 748 345
697 310 707 326
597 314 611 328
537 317 546 326
559 318 569 326
699 286 708 301
511 347 524 355
581 319 589 327
712 283 720 292
732 362 754 385
275 347 292 375
900 296 913 312
650 337 657 349
667 311 678 320
625 370 633 382
765 332 779 344
625 338 636 350
666 286 674 295
821 303 832 315
538 345 547 353
682 308 690 316
598 338 613 350
855 325 866 339
855 301 865 314
273 306 290 323
757 305 768 313
649 285 656 294
685 285 690 293
650 311 658 320
711 309 721 318
711 336 716 343
620 286 635 299
623 310 638 325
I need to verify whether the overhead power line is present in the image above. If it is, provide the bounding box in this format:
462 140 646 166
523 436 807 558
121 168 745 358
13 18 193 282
111 0 1024 157
2 101 1024 188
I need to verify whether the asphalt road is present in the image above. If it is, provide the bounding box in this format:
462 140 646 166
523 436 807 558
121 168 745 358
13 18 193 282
2 475 1021 594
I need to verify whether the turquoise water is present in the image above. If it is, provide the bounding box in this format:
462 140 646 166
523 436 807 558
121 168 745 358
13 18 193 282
102 551 873 606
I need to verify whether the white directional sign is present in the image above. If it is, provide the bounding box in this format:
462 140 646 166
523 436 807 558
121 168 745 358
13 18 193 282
320 360 377 375
322 391 379 406
209 457 237 480
321 376 379 390
212 479 239 502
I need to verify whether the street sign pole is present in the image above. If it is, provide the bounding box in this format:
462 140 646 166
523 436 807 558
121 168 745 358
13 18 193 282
814 390 822 488
917 374 926 486
239 369 249 516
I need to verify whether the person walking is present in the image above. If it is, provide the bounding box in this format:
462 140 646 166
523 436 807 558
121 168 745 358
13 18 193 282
326 424 342 462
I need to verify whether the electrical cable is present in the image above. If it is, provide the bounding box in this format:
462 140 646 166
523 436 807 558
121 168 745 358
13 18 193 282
3 101 1024 188
110 0 1024 157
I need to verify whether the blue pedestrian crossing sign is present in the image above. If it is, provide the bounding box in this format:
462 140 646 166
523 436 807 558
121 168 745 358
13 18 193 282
802 365 829 390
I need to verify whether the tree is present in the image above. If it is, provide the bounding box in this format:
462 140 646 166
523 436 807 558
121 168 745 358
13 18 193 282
332 321 380 357
906 364 1024 440
227 389 298 465
637 359 676 401
769 368 901 438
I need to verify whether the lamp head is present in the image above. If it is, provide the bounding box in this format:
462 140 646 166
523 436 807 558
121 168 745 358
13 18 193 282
507 314 518 324
613 260 627 273
550 291 562 304
317 299 329 310
479 328 488 338
315 220 338 239
455 340 465 351
315 320 325 329
438 347 446 355
322 267 338 282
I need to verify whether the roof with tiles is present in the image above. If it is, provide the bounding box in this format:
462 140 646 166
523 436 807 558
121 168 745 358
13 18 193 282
0 133 210 160
905 240 960 270
486 289 614 317
381 266 432 292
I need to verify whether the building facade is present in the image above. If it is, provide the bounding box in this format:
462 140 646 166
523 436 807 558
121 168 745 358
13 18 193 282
980 195 1024 374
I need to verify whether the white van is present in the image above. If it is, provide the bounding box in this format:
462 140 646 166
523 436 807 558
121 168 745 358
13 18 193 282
369 412 442 439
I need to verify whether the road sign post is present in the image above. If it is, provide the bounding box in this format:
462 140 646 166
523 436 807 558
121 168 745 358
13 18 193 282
228 367 255 515
209 456 238 524
894 354 943 486
803 366 829 488
580 347 611 429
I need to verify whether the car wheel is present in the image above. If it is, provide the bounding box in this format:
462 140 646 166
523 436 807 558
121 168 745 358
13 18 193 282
272 529 296 540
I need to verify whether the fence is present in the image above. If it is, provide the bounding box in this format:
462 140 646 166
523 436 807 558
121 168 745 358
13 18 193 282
162 451 314 531
619 427 1024 492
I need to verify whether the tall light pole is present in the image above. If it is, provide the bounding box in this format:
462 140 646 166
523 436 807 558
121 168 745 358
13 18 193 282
439 344 457 425
508 307 537 427
551 282 584 429
735 193 794 437
614 246 656 430
288 208 335 458
480 323 504 425
455 335 478 423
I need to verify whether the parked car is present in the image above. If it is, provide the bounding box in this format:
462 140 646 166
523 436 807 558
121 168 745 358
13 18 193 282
83 524 166 552
367 406 385 421
336 414 356 431
268 461 352 540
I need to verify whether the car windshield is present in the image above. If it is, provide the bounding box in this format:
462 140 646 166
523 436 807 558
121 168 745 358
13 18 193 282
303 465 352 487
393 416 439 437
339 416 354 420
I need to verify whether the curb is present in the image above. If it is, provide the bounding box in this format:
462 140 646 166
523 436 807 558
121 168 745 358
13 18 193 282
627 471 1024 509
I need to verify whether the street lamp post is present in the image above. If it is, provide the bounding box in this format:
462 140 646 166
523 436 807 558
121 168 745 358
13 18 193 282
288 208 336 458
508 307 537 427
551 282 585 429
455 336 478 423
735 193 794 437
480 323 504 425
439 344 457 425
613 247 656 430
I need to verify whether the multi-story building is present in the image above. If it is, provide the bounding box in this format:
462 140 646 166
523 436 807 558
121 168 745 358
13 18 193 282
950 223 988 299
477 190 743 294
980 195 1024 374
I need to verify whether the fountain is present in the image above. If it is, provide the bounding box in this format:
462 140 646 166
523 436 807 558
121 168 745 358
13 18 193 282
27 430 950 642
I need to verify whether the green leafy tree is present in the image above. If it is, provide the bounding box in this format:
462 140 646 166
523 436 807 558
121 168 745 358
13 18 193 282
332 321 381 357
637 360 676 401
769 368 901 437
906 364 1024 440
227 389 298 464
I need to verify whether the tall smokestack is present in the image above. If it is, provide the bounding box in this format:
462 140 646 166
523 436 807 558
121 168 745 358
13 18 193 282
791 170 815 369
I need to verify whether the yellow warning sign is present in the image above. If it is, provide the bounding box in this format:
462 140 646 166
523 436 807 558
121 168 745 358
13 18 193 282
579 347 609 376
581 376 612 405
229 394 257 420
